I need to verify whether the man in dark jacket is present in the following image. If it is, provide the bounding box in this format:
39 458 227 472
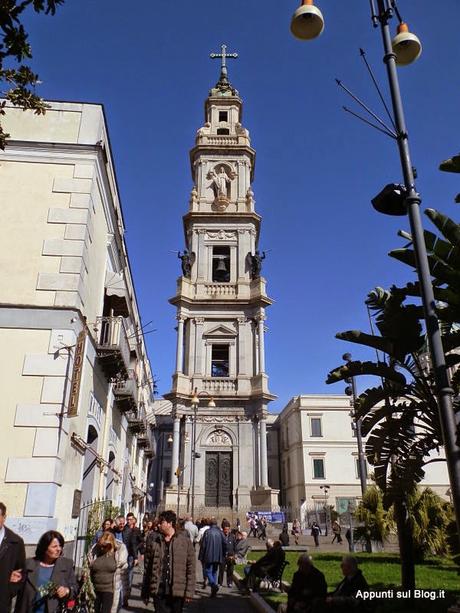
286 554 327 612
321 556 370 611
218 524 236 587
198 518 226 597
0 502 25 613
144 510 195 612
123 513 144 601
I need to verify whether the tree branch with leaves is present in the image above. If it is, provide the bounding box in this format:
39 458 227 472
0 0 65 149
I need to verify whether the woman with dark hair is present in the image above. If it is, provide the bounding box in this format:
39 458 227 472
92 518 113 546
14 530 77 613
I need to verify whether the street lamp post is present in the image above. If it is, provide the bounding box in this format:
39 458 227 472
319 484 330 536
290 0 460 549
153 430 173 511
190 388 216 519
343 353 367 498
347 501 355 553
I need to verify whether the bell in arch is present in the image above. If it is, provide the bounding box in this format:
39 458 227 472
215 256 228 281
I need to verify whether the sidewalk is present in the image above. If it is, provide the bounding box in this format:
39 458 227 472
122 560 254 613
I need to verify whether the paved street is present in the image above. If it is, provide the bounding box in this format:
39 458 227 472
120 531 398 612
247 532 399 554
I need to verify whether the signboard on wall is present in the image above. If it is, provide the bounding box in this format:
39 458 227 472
71 489 82 518
246 511 286 523
68 330 86 417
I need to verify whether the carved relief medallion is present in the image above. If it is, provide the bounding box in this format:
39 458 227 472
206 429 232 446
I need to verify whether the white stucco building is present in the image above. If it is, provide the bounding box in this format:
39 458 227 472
277 395 451 522
0 102 155 545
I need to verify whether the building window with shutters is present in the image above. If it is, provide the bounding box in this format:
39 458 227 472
313 458 325 479
310 417 322 437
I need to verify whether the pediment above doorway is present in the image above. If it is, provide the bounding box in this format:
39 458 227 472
203 323 236 337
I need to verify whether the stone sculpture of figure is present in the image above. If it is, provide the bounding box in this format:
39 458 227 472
213 167 230 198
235 122 250 138
249 250 266 279
246 187 255 209
178 250 192 278
189 186 198 207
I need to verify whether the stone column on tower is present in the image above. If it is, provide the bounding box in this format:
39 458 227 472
175 315 185 373
171 414 180 487
259 417 269 488
258 314 266 374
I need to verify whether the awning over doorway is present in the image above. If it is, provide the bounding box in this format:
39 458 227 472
104 271 130 317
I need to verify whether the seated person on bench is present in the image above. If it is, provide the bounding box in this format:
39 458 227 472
242 539 285 590
313 556 371 612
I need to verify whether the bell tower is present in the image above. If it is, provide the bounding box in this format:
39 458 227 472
164 47 278 514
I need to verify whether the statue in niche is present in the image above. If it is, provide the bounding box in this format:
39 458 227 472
248 250 266 279
214 167 230 197
178 250 194 278
207 165 236 201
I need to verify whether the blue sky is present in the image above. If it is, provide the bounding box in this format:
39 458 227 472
23 1 460 411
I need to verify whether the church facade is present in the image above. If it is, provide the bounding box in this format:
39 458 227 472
160 54 279 515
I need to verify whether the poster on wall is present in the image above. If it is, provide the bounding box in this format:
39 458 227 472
246 511 286 523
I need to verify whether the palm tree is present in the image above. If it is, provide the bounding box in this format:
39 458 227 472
408 487 453 563
326 207 460 587
354 486 394 549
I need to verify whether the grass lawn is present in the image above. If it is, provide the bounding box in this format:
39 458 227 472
237 551 460 612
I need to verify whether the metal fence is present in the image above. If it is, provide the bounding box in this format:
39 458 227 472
73 498 115 570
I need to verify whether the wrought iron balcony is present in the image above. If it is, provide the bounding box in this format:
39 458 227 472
137 425 152 449
126 410 145 434
94 316 130 380
113 369 138 412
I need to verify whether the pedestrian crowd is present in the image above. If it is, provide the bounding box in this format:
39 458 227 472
1 500 368 613
0 502 252 613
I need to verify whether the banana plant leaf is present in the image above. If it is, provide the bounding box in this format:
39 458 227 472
335 330 393 355
390 248 460 289
399 228 460 266
354 385 405 419
441 330 460 353
360 402 412 436
434 287 460 308
326 360 406 386
446 353 460 369
423 229 460 268
425 208 460 247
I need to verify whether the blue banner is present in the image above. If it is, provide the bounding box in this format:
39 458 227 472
246 511 286 523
